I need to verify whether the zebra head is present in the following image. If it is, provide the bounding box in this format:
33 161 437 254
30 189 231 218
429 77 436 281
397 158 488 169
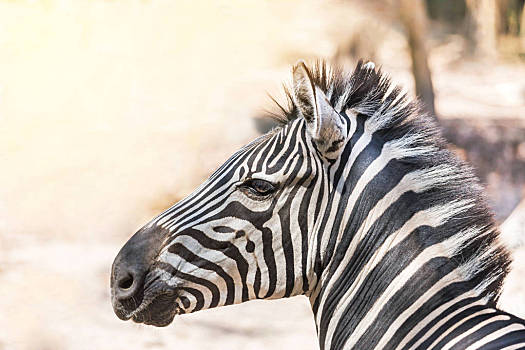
110 59 525 350
110 61 349 326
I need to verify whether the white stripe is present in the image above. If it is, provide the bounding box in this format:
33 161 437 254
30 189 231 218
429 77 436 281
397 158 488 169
441 314 510 350
317 116 369 263
340 249 463 349
156 269 212 311
383 293 475 350
501 343 525 350
269 152 307 299
268 118 302 169
159 250 229 309
427 309 499 350
336 223 494 350
158 235 243 305
327 203 473 349
406 301 494 350
152 145 254 227
305 149 327 292
375 293 486 350
158 134 269 229
465 323 525 350
316 164 463 333
260 132 280 170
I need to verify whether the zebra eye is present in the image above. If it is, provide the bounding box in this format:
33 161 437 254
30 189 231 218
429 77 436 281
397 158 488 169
239 179 276 198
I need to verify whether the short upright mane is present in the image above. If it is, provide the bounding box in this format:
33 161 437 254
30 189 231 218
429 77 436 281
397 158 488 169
272 60 435 138
270 60 511 301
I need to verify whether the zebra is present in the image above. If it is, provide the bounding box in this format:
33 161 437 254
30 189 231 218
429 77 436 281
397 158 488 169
111 60 525 349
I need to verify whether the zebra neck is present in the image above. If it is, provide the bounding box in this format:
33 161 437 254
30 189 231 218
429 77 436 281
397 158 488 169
310 247 493 350
305 119 508 349
309 197 500 350
378 299 525 350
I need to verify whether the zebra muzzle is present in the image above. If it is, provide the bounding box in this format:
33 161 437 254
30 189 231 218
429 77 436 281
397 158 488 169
110 225 177 326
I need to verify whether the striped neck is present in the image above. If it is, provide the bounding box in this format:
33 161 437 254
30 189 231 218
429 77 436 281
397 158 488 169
303 114 508 350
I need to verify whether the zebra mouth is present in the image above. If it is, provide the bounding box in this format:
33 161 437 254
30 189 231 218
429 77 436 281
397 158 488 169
128 291 180 327
111 273 181 327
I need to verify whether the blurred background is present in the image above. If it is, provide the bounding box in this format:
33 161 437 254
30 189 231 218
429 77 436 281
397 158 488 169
1 1 525 349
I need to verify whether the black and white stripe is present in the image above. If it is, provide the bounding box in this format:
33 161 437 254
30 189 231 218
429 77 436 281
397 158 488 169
112 60 525 349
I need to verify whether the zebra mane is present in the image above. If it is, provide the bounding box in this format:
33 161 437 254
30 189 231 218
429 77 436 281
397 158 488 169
269 60 511 301
271 60 429 132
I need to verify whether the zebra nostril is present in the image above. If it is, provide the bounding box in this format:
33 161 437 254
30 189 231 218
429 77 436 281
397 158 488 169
118 273 134 290
114 268 145 302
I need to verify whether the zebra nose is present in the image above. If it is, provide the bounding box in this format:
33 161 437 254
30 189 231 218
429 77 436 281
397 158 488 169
111 226 167 306
114 266 145 301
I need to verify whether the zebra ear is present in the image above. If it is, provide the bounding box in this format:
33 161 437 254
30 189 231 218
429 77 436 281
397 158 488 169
292 61 347 158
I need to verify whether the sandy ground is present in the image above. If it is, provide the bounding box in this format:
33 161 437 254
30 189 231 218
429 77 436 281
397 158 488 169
1 1 525 349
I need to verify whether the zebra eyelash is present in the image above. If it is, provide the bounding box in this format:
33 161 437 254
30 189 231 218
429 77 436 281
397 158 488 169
237 178 278 200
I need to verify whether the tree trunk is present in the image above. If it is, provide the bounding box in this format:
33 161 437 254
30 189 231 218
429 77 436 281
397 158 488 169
521 1 525 53
398 0 436 118
501 197 525 251
465 0 499 57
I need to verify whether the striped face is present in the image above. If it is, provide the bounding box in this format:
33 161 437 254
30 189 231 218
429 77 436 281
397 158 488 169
110 62 348 326
148 118 322 313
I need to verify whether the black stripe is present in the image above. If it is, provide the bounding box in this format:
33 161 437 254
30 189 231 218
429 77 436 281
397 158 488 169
167 243 236 305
